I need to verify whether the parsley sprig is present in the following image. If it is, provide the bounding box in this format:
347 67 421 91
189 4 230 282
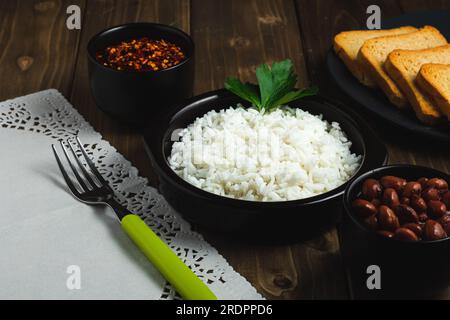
224 59 318 112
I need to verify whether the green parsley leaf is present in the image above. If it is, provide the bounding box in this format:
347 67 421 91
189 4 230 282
271 86 319 108
224 77 260 108
224 59 317 112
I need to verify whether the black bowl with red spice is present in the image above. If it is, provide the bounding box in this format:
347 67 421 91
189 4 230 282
342 165 450 298
87 23 194 127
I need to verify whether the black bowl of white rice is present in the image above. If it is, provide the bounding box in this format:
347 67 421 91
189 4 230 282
143 89 387 240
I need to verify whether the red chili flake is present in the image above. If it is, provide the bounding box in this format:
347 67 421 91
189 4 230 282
96 37 186 72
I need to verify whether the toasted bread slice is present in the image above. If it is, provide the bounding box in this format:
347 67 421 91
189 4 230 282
416 63 450 122
333 26 417 87
359 26 447 108
385 45 450 124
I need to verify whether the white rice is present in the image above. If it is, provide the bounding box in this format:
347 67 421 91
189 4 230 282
168 106 361 201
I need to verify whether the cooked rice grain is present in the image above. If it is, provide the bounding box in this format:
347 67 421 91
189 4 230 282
168 106 361 201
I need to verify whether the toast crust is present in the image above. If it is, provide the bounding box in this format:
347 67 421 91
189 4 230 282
416 64 450 121
358 26 447 109
333 39 370 86
385 45 450 125
333 27 417 88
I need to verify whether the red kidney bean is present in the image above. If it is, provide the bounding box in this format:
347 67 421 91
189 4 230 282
438 215 450 235
427 200 447 219
400 197 410 205
402 223 423 238
352 199 377 218
423 220 447 241
371 198 381 208
364 215 378 231
362 179 382 200
395 204 419 224
382 188 400 208
418 212 429 223
422 188 440 201
394 227 419 242
402 181 422 198
418 177 429 189
378 230 395 239
426 178 449 190
380 176 407 192
378 205 400 232
443 191 450 208
353 175 450 242
410 195 427 212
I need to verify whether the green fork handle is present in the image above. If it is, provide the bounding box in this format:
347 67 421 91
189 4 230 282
121 214 217 300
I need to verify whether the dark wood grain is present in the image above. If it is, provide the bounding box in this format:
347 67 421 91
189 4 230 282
69 0 190 184
294 0 402 85
0 0 86 100
191 0 348 299
398 0 450 11
192 0 309 93
1 0 450 300
295 0 450 299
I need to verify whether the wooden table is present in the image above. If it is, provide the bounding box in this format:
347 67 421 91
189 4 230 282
1 0 449 299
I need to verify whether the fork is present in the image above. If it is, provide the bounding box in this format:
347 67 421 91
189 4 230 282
52 137 217 300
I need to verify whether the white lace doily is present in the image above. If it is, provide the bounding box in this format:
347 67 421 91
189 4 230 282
0 89 262 300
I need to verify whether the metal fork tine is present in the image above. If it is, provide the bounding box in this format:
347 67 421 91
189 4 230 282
75 137 109 186
51 144 82 197
59 141 90 192
67 140 97 188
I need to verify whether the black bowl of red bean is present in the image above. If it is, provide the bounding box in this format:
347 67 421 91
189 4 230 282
342 165 450 298
87 23 195 127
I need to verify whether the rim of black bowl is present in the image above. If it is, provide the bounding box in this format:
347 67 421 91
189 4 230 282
87 22 194 74
145 89 388 209
343 164 450 245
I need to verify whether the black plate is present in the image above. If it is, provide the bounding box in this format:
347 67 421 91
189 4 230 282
327 10 450 143
143 89 387 241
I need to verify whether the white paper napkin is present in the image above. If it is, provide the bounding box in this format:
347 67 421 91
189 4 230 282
0 130 165 299
0 90 262 300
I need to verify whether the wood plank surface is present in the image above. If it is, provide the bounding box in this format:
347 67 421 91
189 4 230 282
69 0 190 184
294 0 402 85
1 0 450 300
295 0 450 299
0 0 86 100
191 0 348 299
